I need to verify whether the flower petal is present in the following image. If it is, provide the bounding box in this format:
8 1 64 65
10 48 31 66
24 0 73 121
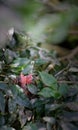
26 74 33 84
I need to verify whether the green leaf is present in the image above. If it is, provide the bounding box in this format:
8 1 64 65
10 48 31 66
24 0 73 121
11 58 30 73
8 98 17 114
10 85 23 97
39 71 57 87
38 87 61 99
27 84 38 95
15 94 31 108
32 99 45 117
38 87 55 98
45 104 62 111
10 85 31 108
22 64 33 74
12 58 30 67
4 49 17 64
53 92 61 99
35 58 48 65
23 123 38 130
18 108 27 128
0 92 5 113
59 84 69 96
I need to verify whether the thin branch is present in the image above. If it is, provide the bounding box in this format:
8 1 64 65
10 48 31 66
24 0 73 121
55 65 69 77
57 80 78 84
59 46 78 61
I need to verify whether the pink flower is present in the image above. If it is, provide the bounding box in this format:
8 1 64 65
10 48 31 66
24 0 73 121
19 73 27 87
26 74 33 84
18 73 33 88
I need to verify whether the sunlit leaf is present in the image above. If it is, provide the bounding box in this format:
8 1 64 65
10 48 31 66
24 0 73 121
11 58 30 73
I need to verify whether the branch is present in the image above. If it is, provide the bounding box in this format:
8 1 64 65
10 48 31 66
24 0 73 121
59 46 78 61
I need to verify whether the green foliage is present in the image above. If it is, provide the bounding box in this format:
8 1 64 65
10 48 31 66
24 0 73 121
39 87 55 98
0 29 78 130
39 71 57 86
39 71 61 99
27 84 38 95
11 58 30 74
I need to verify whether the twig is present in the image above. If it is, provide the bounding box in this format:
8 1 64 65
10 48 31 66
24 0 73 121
57 80 78 84
59 46 78 61
55 65 69 77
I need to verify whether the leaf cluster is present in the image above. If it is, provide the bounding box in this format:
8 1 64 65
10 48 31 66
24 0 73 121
0 29 78 130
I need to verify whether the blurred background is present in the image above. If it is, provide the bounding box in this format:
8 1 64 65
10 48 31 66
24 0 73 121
0 0 78 52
